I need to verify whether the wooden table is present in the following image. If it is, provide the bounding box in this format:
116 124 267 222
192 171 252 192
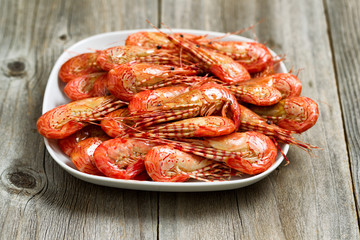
1 0 359 239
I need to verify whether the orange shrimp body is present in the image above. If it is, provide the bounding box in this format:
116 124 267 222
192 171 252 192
238 73 302 99
237 104 313 149
164 34 251 83
128 85 190 114
144 116 236 138
144 145 231 182
226 85 282 106
141 132 277 175
70 137 107 175
64 72 109 101
126 32 273 74
93 138 156 179
100 108 133 138
58 125 108 156
201 41 273 73
96 45 192 71
205 132 277 175
37 96 126 139
120 65 280 106
132 82 242 130
125 31 200 49
126 31 174 48
249 97 319 133
59 52 103 83
107 62 199 101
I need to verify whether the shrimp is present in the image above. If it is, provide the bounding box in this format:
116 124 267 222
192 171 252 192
128 85 190 114
135 96 314 149
37 96 127 139
64 72 109 101
125 31 274 74
164 34 251 83
59 52 103 83
107 62 199 101
93 138 156 179
100 108 134 138
58 125 109 156
130 82 242 130
233 73 302 99
144 145 233 182
117 62 281 106
125 31 199 49
70 137 106 175
107 61 281 105
248 96 319 133
226 85 282 106
96 45 194 71
139 131 277 175
199 41 273 73
143 116 236 138
201 132 278 174
236 104 315 149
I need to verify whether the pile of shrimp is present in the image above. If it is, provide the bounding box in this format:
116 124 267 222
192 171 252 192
37 29 319 182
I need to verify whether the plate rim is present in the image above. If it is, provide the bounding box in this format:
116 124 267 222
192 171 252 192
42 29 289 192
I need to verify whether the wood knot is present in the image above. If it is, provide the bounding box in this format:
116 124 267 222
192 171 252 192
59 34 67 41
8 171 36 189
2 58 28 77
1 166 45 194
7 60 26 76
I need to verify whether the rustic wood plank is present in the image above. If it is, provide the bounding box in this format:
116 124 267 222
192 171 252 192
159 192 240 239
324 0 360 217
160 0 359 239
0 0 158 239
1 0 359 239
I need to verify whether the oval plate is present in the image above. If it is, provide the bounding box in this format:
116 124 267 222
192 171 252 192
42 29 289 192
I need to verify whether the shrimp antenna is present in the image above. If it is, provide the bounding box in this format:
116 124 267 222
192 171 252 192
161 22 175 34
146 19 165 34
295 68 304 77
271 137 290 165
251 27 258 42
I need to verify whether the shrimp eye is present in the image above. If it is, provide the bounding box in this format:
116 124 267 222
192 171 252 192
196 44 200 48
170 67 175 70
156 45 162 49
180 34 184 38
157 103 162 106
266 120 272 125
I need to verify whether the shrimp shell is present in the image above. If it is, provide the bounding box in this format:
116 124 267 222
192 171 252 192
93 138 156 179
130 82 242 130
100 108 133 138
70 137 105 175
58 125 109 156
107 62 198 101
37 96 126 139
64 72 109 101
59 52 103 83
143 116 236 138
249 96 319 133
145 145 232 182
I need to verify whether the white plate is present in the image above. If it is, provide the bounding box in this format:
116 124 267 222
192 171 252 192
42 29 289 192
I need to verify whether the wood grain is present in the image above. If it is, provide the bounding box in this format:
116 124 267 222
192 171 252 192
160 0 359 239
0 0 158 239
0 0 359 239
324 0 360 216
